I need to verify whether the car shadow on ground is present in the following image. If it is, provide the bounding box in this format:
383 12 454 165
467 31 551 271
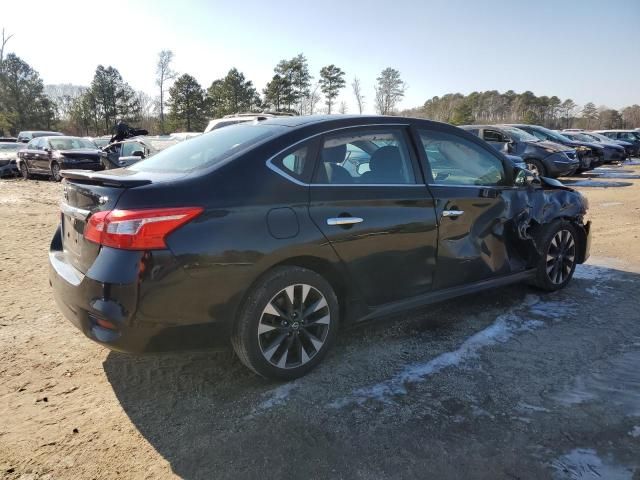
103 266 640 479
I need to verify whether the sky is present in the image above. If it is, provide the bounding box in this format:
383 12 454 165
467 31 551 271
2 0 639 114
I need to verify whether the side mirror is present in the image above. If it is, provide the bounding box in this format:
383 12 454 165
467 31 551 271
44 147 52 154
513 166 539 187
132 150 145 158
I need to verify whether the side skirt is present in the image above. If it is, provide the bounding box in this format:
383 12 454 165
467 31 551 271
356 269 536 323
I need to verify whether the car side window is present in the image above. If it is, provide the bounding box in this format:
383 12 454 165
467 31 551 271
313 128 416 185
483 129 508 142
26 139 38 150
121 142 144 157
418 129 506 186
271 140 317 183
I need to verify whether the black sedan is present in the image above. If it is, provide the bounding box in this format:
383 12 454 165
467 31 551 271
561 131 627 163
507 124 603 170
0 142 21 177
17 136 102 181
578 131 637 158
50 116 590 379
459 124 580 177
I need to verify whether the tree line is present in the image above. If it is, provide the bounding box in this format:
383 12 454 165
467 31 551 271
401 90 640 130
1 26 638 136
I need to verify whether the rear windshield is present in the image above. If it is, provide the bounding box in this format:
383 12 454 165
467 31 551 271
130 124 284 172
0 143 19 151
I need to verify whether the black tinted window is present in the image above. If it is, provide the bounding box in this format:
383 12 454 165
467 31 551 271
483 130 507 142
419 129 506 186
130 124 284 173
313 129 416 185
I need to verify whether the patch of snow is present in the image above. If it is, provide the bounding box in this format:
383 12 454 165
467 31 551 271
551 448 633 480
251 383 297 415
331 295 568 408
517 402 551 413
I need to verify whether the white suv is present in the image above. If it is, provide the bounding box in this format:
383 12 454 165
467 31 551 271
204 113 294 133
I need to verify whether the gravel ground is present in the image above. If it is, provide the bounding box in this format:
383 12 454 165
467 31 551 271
1 163 640 480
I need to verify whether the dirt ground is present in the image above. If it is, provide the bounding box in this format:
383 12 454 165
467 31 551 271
1 163 640 480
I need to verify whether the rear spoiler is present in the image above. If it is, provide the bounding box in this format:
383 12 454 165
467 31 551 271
60 169 152 187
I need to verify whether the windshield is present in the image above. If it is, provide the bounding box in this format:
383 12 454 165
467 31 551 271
49 137 97 150
0 143 19 152
571 133 597 142
582 133 607 142
535 126 572 143
503 127 539 142
130 123 284 173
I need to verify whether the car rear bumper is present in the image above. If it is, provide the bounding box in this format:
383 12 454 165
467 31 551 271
0 162 18 177
49 226 230 353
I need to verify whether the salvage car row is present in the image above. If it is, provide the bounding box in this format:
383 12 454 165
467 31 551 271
2 122 638 182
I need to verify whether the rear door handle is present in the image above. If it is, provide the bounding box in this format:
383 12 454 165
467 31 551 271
327 217 364 226
442 210 464 218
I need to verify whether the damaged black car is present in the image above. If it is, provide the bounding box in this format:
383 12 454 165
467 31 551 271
49 116 591 379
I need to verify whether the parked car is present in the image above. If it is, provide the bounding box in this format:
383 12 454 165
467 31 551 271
578 131 637 157
17 136 102 181
507 124 601 170
91 136 112 149
0 136 17 142
50 115 591 379
459 125 579 177
594 130 640 156
101 136 179 169
170 132 202 141
561 131 627 163
16 130 64 143
0 142 21 177
205 112 295 133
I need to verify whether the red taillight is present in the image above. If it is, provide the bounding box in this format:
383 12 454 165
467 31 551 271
84 207 203 250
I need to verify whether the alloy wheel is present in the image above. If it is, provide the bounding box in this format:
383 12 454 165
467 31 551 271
51 163 61 182
546 229 576 284
258 283 331 369
526 161 540 176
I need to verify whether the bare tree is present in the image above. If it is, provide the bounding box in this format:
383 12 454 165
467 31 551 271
1 27 14 65
351 77 364 114
339 101 348 114
156 50 177 133
301 83 321 115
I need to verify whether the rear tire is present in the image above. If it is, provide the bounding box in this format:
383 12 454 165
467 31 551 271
525 158 546 177
531 220 579 292
231 266 339 380
19 162 30 180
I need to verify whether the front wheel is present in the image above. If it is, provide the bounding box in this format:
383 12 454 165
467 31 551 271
19 162 30 180
232 266 339 380
532 221 579 291
525 158 546 177
51 162 62 182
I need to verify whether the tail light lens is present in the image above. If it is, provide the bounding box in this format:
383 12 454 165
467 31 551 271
84 207 203 250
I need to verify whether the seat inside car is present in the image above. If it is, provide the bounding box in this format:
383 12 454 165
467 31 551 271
321 144 352 184
360 145 403 183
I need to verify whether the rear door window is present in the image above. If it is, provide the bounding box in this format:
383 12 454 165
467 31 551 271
313 128 416 185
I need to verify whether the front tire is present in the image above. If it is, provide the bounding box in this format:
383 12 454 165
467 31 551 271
525 158 546 177
19 162 30 180
532 221 579 291
51 162 62 182
232 266 339 380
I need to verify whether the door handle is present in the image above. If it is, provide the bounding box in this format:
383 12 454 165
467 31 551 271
442 210 464 218
327 217 364 226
